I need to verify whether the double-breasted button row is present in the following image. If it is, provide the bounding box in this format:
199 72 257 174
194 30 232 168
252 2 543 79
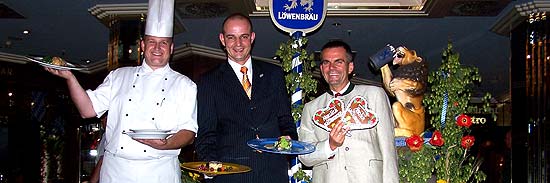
159 78 168 92
118 146 147 153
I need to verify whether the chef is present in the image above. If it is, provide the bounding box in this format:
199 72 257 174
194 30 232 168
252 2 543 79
44 0 197 182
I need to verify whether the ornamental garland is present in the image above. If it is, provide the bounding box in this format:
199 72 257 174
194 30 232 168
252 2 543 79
276 37 318 123
399 42 491 183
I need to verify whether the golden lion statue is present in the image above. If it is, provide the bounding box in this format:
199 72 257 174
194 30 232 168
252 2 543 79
380 47 428 137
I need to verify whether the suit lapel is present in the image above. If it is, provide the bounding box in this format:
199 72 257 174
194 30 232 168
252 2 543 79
251 60 267 101
220 62 249 99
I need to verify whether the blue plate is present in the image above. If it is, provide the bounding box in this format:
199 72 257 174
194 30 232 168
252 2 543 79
247 138 316 155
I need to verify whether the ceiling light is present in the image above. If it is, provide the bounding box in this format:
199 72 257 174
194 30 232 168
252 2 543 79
22 30 30 34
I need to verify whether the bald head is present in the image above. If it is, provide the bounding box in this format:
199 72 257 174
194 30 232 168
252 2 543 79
221 13 253 34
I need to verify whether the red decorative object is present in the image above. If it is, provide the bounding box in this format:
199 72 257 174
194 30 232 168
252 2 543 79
456 114 472 128
461 135 475 149
429 130 444 146
453 101 459 107
406 134 424 152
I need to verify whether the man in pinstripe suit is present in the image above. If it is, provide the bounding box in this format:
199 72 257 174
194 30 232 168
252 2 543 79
195 13 297 183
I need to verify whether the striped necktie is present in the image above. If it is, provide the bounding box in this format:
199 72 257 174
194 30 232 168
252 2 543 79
240 66 251 98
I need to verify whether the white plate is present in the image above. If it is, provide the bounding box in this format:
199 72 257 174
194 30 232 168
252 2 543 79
130 129 171 133
124 131 174 139
26 56 85 71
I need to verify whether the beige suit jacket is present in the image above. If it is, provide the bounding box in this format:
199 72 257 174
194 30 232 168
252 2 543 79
298 85 399 183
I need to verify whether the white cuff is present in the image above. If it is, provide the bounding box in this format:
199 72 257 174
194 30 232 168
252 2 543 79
324 140 337 158
203 174 213 179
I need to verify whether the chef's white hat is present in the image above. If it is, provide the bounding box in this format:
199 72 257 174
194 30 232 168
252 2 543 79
145 0 174 38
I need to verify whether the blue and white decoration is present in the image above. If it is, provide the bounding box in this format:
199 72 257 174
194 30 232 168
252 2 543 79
269 0 327 182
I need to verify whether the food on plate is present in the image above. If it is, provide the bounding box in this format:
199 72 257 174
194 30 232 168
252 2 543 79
51 56 67 66
208 161 222 172
197 161 233 172
43 56 67 66
273 137 292 151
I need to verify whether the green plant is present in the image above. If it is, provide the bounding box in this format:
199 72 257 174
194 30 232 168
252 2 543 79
294 168 312 183
399 42 490 183
276 37 318 123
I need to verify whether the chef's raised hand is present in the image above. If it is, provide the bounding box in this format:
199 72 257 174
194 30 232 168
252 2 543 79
44 67 75 80
328 121 350 151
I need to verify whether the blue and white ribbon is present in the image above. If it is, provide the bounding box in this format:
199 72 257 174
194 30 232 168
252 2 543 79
441 92 448 128
440 72 448 128
289 31 304 183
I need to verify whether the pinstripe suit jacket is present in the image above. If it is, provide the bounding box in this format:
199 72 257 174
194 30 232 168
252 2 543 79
195 60 297 183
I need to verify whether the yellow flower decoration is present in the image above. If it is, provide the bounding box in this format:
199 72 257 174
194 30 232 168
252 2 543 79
436 179 447 183
191 172 200 180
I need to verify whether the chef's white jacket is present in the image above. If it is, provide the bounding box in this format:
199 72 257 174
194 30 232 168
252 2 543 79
87 62 197 183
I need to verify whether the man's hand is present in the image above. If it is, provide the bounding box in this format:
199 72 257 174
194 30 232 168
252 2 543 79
328 121 350 151
135 139 168 149
135 130 195 150
44 67 75 80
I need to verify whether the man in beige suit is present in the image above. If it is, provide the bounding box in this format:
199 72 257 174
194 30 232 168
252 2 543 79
298 40 399 183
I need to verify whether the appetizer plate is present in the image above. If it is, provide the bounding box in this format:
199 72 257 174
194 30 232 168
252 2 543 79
123 131 174 139
247 138 315 155
26 56 85 70
129 129 171 133
180 162 251 175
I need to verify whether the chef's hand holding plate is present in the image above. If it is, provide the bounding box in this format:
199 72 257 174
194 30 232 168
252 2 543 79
44 67 75 80
135 139 168 150
329 121 350 151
